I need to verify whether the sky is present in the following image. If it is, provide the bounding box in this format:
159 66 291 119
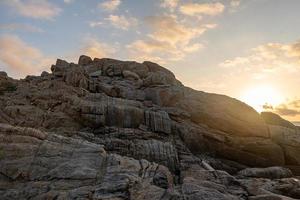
1 0 300 121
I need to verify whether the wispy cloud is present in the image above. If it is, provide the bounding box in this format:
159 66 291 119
264 100 300 117
89 21 103 28
160 0 179 12
3 0 61 20
99 0 121 12
63 0 74 4
220 41 300 75
230 0 240 8
81 37 116 59
127 15 214 62
0 35 53 77
106 15 138 30
180 2 225 16
146 15 213 46
0 23 43 32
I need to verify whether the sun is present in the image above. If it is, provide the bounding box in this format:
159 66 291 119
240 85 283 112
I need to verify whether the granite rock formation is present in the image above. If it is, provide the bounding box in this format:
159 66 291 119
0 55 299 199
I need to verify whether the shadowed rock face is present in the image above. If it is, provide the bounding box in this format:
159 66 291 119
261 112 296 129
261 112 300 168
0 55 299 199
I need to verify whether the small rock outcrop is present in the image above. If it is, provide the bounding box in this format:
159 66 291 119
237 167 293 179
0 55 299 199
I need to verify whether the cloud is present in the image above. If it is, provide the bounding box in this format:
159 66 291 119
262 103 273 110
3 0 61 20
89 21 103 28
287 40 300 58
127 15 214 62
127 39 181 63
180 2 225 16
221 56 250 68
0 23 43 32
274 105 300 117
228 0 241 12
106 15 138 30
276 108 300 117
183 43 204 52
288 100 300 108
63 0 74 4
99 0 121 12
230 0 240 8
81 37 116 59
263 99 300 117
220 41 300 75
146 15 209 46
160 0 179 12
0 35 54 77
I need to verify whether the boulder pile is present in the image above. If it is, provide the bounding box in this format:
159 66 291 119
0 55 299 199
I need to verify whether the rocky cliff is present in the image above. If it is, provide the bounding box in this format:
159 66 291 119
0 55 299 199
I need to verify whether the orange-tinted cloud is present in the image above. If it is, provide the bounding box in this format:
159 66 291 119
220 41 300 75
160 0 179 12
98 0 121 12
127 15 214 62
106 15 138 30
3 0 61 20
0 23 43 32
81 37 116 59
180 2 225 16
265 102 300 117
0 35 53 78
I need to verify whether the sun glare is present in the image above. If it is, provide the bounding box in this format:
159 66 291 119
240 85 283 112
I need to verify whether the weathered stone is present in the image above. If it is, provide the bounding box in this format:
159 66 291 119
237 167 293 179
78 55 93 66
51 59 69 77
40 71 50 77
122 70 140 81
145 110 172 134
64 64 89 89
249 194 294 200
261 112 296 129
262 112 300 166
239 177 300 199
1 56 300 200
0 124 177 200
143 61 175 78
123 61 149 78
184 89 269 138
144 85 184 106
143 71 177 86
89 70 102 77
0 71 7 77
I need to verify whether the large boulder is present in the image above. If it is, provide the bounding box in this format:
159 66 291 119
78 55 93 66
179 123 285 167
261 112 300 166
51 59 69 77
182 88 269 138
0 73 16 95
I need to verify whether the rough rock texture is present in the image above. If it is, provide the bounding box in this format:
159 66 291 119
261 112 300 172
237 167 293 179
0 55 299 199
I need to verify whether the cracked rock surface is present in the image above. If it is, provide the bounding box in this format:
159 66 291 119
0 55 300 199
